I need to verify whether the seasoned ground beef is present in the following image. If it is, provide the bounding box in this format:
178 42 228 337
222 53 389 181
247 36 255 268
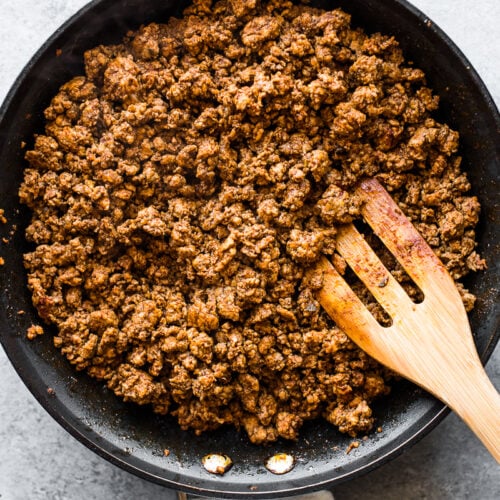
19 0 485 444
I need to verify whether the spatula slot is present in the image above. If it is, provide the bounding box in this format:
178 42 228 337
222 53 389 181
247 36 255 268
352 219 425 305
335 223 417 324
336 254 393 327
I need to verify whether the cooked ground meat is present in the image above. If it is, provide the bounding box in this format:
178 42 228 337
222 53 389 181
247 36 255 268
26 324 45 340
19 0 485 444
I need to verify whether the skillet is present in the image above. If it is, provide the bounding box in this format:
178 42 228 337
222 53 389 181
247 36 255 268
0 0 498 497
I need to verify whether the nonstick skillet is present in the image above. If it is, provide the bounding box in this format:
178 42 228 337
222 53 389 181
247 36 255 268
0 0 498 498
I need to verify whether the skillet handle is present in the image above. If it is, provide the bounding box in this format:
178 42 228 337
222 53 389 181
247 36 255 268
177 490 335 499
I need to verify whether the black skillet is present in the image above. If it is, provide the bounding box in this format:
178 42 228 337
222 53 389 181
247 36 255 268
0 0 498 497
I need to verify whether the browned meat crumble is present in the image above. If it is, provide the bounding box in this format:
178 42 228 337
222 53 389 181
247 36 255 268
19 0 485 444
27 324 45 340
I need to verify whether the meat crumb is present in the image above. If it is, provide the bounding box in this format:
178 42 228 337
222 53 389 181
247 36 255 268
346 441 360 454
27 324 45 340
18 0 484 445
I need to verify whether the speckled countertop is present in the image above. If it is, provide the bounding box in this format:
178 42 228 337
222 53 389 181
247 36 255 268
0 1 499 499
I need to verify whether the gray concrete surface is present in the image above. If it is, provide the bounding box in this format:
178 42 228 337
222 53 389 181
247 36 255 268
0 1 499 499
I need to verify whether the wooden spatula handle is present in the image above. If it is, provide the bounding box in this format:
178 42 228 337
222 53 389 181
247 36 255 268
442 362 500 462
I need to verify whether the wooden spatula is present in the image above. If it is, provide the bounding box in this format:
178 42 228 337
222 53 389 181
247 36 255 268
312 178 500 461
